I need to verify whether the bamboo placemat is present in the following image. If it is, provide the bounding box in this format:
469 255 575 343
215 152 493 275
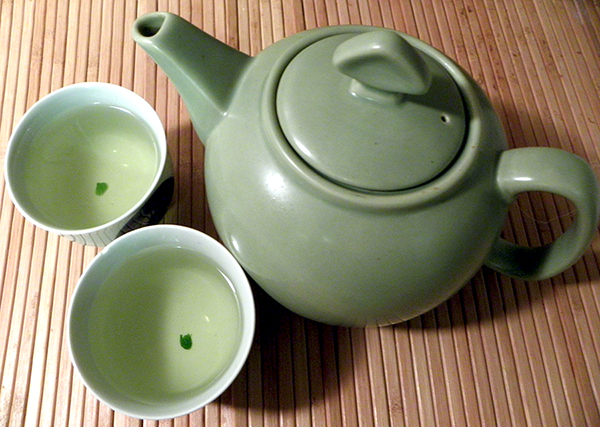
1 0 600 426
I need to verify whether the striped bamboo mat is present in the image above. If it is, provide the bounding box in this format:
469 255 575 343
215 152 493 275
1 0 600 426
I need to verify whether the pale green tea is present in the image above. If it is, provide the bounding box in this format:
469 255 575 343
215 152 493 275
88 245 242 404
21 104 159 229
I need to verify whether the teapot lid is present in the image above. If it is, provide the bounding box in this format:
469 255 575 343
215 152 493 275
276 30 466 191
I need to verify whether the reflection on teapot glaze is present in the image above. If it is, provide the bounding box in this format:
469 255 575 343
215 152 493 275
266 172 286 196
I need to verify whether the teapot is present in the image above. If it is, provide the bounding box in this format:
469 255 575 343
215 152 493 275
132 12 600 326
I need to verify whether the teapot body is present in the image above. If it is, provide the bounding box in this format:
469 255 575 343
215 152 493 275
133 15 600 326
204 27 509 326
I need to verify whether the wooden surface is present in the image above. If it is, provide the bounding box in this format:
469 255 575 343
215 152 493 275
1 0 600 426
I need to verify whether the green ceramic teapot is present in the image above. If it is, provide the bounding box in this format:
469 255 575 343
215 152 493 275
132 12 600 326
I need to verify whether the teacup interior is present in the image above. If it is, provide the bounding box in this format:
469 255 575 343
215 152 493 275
9 103 159 230
70 238 246 418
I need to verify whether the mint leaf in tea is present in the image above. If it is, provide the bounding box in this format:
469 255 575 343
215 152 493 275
180 333 192 349
95 182 108 196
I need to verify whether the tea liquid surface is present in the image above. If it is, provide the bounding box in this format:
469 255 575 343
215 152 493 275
22 104 159 229
88 245 242 404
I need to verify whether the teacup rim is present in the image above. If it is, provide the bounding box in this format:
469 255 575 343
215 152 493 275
67 224 256 420
4 82 169 237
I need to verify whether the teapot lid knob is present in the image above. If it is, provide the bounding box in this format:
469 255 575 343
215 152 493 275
333 31 432 97
276 30 466 192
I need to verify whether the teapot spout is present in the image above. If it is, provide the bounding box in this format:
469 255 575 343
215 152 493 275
132 12 250 141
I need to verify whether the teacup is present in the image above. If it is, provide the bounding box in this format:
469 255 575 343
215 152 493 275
68 224 255 420
4 82 173 246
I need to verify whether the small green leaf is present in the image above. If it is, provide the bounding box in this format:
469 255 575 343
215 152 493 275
180 334 192 350
95 182 108 196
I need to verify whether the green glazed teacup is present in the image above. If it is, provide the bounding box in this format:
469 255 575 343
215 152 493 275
5 82 173 247
68 225 255 419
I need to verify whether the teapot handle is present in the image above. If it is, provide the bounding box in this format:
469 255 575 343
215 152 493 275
485 147 600 280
